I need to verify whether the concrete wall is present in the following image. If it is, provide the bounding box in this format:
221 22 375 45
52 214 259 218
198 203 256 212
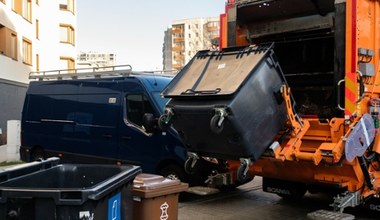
0 120 21 162
0 79 27 141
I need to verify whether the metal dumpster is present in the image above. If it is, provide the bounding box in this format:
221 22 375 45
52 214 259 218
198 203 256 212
0 157 141 220
161 44 289 162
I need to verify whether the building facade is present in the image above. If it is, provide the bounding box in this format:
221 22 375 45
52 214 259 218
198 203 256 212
162 28 172 71
0 0 76 136
77 51 116 68
163 17 220 71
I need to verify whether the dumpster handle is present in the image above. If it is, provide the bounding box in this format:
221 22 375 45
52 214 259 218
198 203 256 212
88 167 141 200
337 79 345 111
0 157 60 183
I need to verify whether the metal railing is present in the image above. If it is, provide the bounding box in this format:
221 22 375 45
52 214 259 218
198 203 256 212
29 65 178 81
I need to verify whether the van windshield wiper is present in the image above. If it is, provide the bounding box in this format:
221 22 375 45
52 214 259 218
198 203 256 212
181 88 221 95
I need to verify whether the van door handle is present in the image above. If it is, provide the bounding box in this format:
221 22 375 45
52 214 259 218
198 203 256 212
103 134 112 138
121 136 132 140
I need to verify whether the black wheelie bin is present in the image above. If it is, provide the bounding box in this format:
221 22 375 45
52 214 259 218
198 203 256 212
0 157 141 220
160 44 289 162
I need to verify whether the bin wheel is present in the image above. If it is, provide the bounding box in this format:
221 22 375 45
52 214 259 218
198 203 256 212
160 164 188 183
31 148 45 161
210 115 224 134
158 114 171 131
236 163 251 183
184 157 196 174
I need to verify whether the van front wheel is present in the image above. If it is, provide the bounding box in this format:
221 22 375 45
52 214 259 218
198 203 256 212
31 148 45 161
30 148 45 161
160 164 188 183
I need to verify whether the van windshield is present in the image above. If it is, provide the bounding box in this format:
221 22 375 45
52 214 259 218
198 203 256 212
152 91 169 114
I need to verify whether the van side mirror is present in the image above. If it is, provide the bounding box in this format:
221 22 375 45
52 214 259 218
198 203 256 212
143 113 156 133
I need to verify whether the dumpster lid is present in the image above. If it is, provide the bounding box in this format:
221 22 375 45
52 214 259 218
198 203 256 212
133 173 180 190
161 44 274 97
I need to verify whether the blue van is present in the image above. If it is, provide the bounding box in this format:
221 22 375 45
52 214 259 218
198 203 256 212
19 66 228 186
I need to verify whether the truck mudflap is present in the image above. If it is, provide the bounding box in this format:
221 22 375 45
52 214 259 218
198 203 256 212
161 43 289 162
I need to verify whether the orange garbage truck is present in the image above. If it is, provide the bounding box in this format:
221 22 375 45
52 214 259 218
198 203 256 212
160 0 380 213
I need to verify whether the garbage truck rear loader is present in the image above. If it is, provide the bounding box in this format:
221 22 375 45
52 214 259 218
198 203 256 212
161 0 380 213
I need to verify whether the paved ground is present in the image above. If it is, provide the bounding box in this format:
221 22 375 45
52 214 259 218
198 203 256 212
178 177 378 220
1 163 378 219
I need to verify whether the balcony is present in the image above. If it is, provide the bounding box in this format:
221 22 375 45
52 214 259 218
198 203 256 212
172 46 184 51
174 54 185 60
209 34 220 39
207 26 219 32
173 63 183 69
172 28 183 33
174 37 184 43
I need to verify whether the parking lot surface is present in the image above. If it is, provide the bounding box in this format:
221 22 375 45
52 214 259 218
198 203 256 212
178 177 378 220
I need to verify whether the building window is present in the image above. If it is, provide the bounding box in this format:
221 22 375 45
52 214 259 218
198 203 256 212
208 21 218 27
22 0 32 21
22 38 32 65
36 19 39 39
12 0 21 14
12 0 32 22
60 0 75 14
0 25 18 60
60 24 75 45
36 54 39 71
11 33 17 60
60 56 75 69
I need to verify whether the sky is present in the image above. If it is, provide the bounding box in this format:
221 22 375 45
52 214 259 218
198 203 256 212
76 1 226 71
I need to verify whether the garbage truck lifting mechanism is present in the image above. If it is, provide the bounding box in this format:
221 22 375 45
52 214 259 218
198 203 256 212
160 0 380 215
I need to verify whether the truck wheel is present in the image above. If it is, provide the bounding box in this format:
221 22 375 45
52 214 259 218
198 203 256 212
210 115 224 134
160 164 188 183
31 148 45 161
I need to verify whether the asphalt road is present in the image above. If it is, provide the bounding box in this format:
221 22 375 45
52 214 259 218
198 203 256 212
178 177 378 220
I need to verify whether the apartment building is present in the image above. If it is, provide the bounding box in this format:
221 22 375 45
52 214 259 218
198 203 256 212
77 51 116 68
163 17 220 71
0 0 76 136
162 28 172 71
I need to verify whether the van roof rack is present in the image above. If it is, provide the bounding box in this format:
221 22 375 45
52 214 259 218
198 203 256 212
29 65 178 81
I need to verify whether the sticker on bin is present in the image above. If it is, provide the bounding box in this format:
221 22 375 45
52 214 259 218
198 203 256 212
108 192 121 220
160 202 169 220
79 211 94 220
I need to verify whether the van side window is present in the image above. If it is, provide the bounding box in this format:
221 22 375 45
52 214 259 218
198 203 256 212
126 94 154 127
